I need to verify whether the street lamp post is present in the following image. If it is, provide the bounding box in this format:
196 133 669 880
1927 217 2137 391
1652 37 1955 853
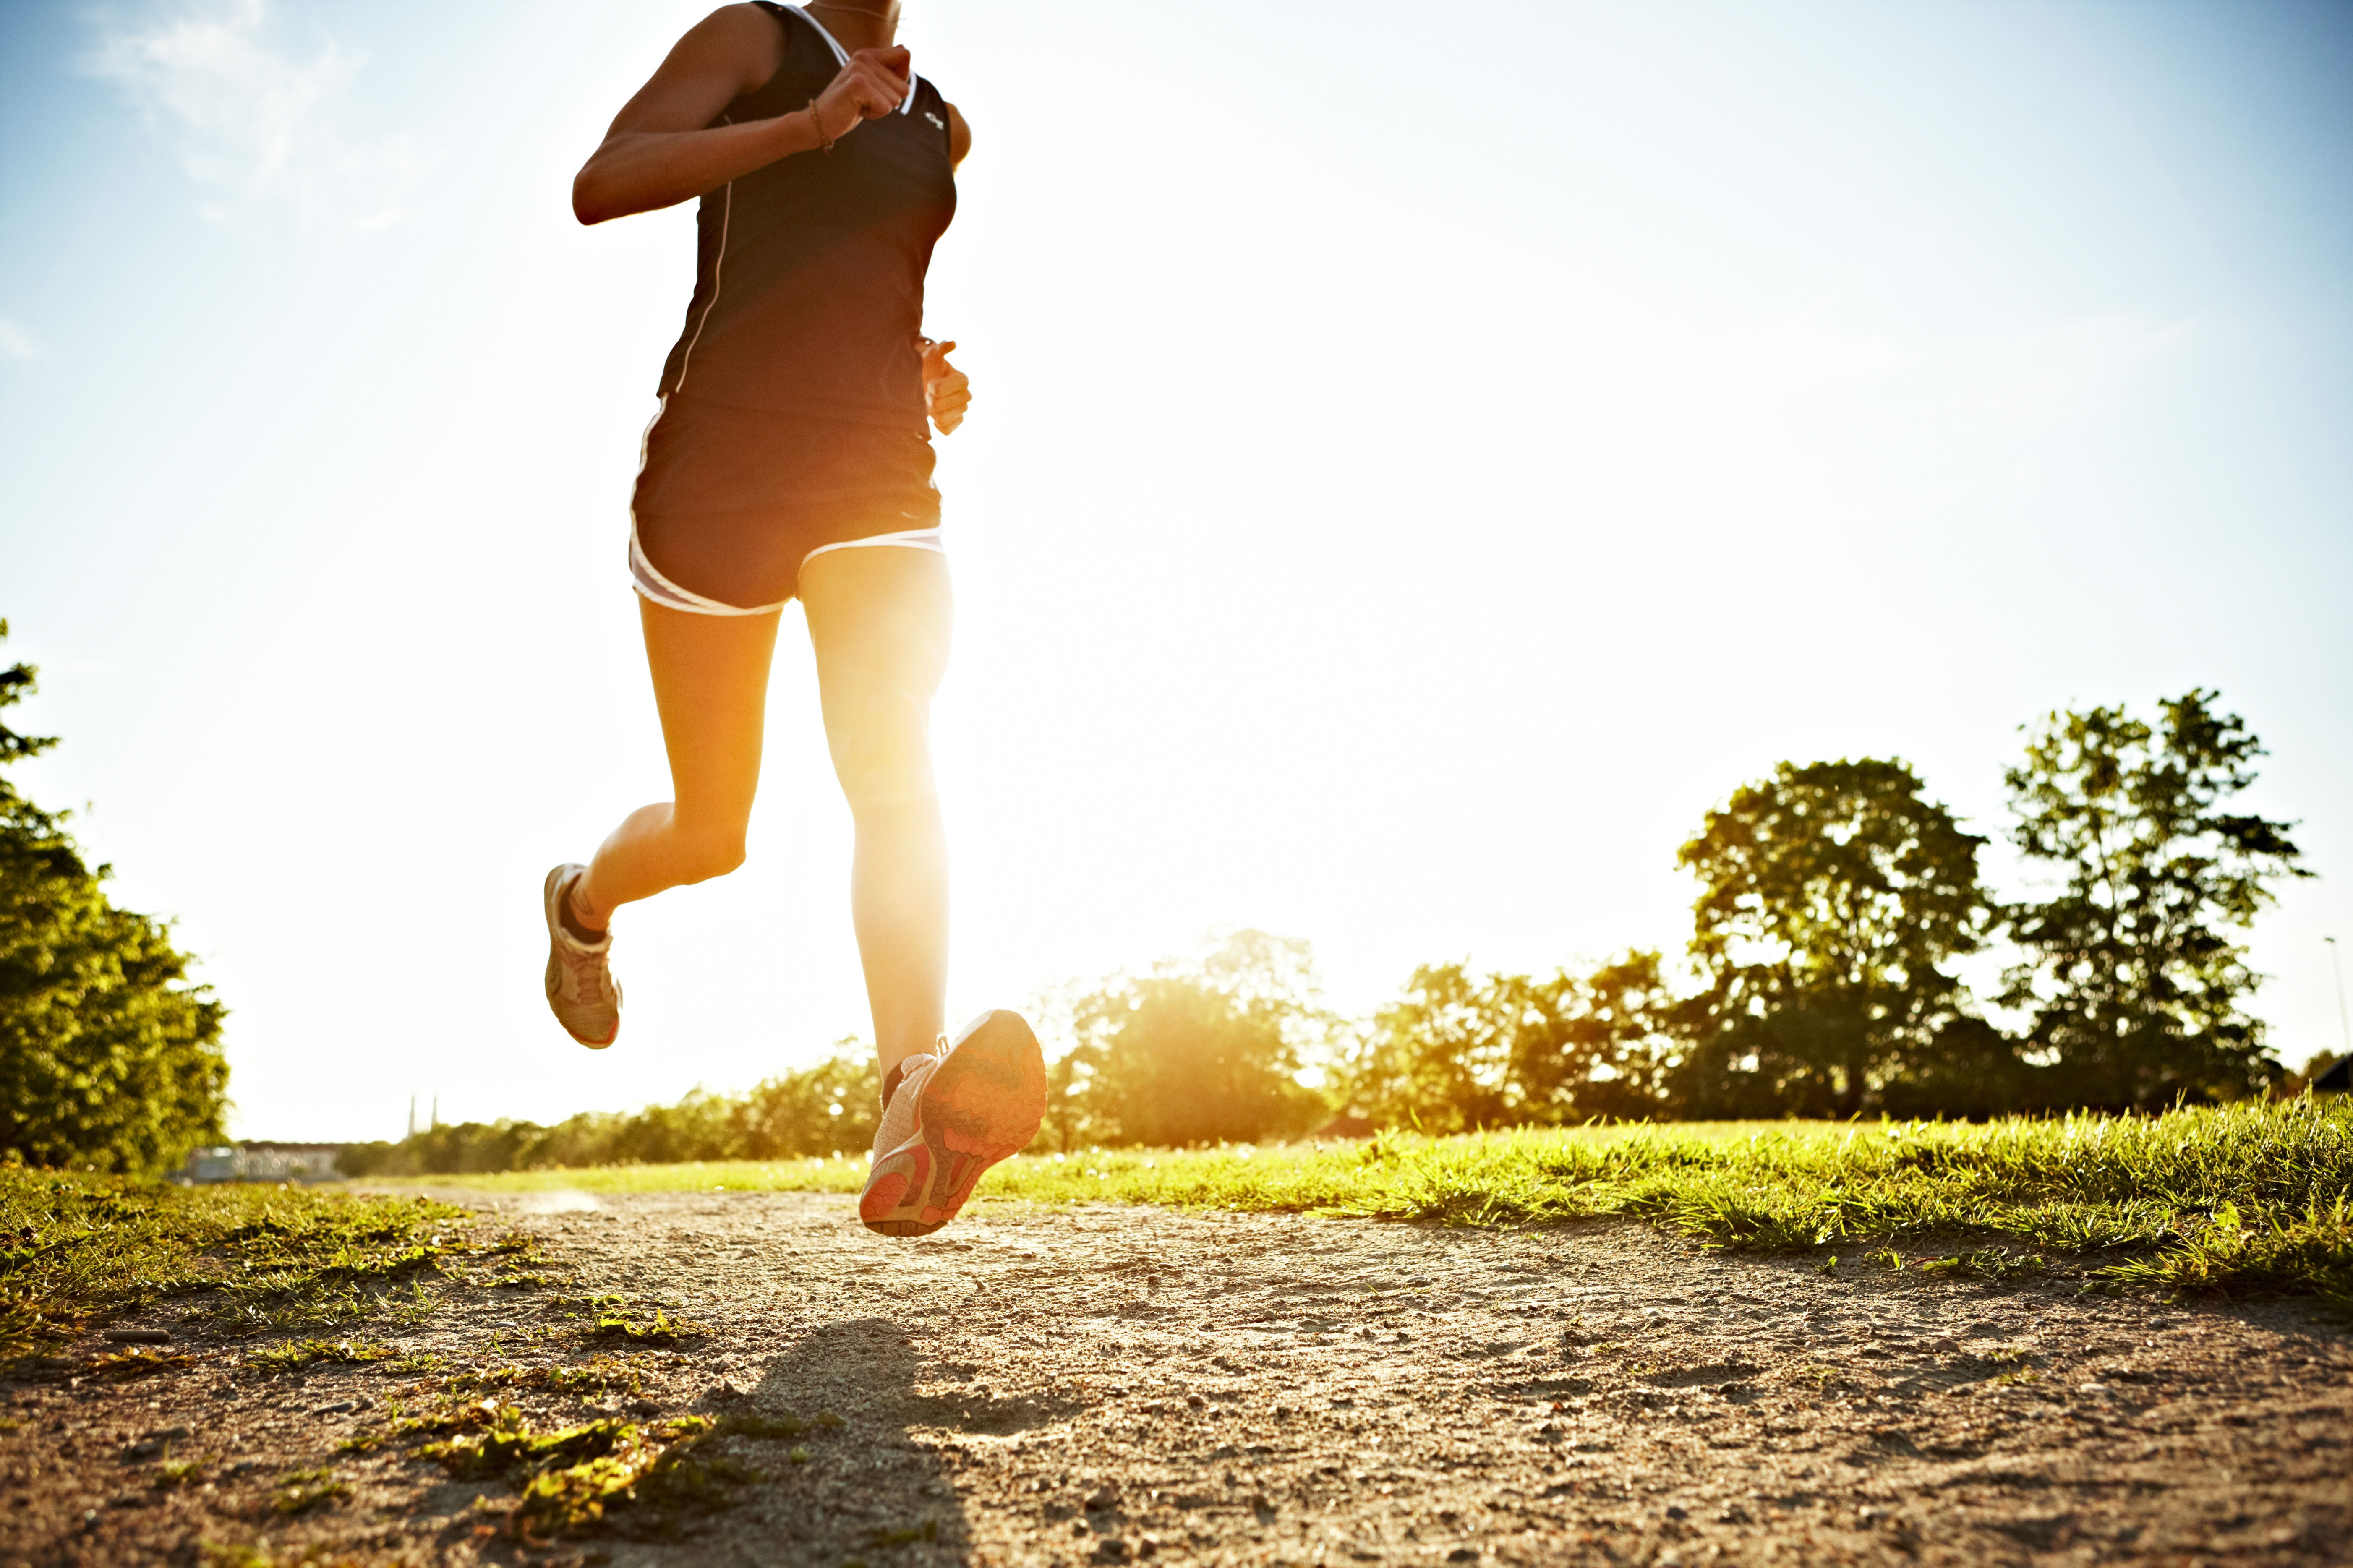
2329 936 2351 1059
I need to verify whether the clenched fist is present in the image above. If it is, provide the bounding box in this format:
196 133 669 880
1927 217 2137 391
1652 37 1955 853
811 46 912 143
922 338 970 434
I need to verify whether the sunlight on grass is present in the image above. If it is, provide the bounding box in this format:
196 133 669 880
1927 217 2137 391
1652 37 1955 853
412 1099 2353 1302
0 1175 467 1366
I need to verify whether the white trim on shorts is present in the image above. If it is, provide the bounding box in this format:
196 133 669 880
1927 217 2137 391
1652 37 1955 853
627 397 944 617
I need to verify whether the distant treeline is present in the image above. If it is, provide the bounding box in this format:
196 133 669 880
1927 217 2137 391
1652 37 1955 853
337 689 2326 1176
337 1052 881 1177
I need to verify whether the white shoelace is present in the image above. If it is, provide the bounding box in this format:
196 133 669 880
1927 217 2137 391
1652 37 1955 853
551 873 614 1002
557 941 614 1002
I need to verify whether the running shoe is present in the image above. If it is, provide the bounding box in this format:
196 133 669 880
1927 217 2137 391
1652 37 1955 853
542 863 621 1049
859 1010 1047 1237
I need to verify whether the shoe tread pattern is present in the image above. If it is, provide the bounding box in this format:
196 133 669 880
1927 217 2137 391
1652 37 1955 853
862 1010 1045 1237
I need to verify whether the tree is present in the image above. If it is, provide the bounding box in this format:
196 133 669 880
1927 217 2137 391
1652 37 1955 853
730 1045 880 1158
1059 931 1331 1147
0 622 230 1171
1676 758 1999 1117
1347 963 1514 1131
1528 950 1687 1119
1346 952 1682 1131
2001 691 2306 1109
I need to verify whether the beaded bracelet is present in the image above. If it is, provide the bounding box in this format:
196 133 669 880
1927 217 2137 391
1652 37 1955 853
807 100 834 154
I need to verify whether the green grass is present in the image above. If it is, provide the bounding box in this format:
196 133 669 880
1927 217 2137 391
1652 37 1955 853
374 1398 771 1541
246 1337 394 1374
269 1466 350 1516
0 1170 469 1367
420 1098 2353 1303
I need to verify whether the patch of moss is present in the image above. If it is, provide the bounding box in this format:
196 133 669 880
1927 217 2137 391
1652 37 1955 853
510 1448 658 1541
421 1416 637 1481
342 1392 515 1454
248 1337 392 1373
587 1307 699 1347
445 1355 643 1398
269 1466 350 1516
85 1346 200 1380
200 1543 372 1568
1917 1248 2047 1281
374 1400 770 1542
153 1457 207 1489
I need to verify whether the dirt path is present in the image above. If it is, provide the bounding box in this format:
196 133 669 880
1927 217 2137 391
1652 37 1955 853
5 1190 2349 1567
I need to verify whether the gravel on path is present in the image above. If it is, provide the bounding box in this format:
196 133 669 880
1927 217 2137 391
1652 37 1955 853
3 1189 2347 1567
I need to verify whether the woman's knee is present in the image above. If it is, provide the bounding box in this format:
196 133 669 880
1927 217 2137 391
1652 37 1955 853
826 712 935 817
668 823 748 883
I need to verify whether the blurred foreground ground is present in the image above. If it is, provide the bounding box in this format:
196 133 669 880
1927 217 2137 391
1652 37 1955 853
3 1190 2347 1566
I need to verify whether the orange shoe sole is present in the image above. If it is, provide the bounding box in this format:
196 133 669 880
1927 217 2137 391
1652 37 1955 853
859 1010 1047 1237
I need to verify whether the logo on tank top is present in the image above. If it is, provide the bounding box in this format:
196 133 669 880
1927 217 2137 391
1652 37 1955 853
924 111 945 129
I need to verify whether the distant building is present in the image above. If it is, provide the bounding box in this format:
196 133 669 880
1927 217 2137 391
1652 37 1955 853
178 1142 348 1184
2316 1057 2350 1096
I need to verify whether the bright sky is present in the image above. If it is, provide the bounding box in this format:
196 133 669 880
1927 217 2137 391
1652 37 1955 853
3 0 2349 1141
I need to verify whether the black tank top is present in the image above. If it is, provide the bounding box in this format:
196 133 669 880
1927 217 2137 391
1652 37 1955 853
656 3 957 432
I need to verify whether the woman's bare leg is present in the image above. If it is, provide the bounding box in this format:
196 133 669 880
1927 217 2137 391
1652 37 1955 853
799 546 953 1078
572 598 783 928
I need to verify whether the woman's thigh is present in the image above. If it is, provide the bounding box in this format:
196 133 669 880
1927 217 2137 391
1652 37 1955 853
639 595 783 835
799 547 953 803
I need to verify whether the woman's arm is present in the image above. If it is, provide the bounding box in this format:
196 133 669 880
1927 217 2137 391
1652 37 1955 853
945 102 973 169
572 4 913 226
922 111 974 430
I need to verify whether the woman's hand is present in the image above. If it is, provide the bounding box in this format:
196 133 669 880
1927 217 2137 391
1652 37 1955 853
571 11 911 225
811 47 912 144
922 339 970 434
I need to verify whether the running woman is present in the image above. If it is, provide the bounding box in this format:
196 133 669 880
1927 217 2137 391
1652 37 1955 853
545 1 1045 1237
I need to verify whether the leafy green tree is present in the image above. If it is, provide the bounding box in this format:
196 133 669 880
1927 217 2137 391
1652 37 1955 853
1059 931 1331 1147
1676 758 2000 1117
1347 963 1517 1131
1346 951 1682 1130
2000 691 2307 1109
1526 950 1687 1119
0 622 229 1171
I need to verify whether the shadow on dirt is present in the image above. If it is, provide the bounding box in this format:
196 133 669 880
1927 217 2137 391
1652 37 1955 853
734 1316 987 1564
